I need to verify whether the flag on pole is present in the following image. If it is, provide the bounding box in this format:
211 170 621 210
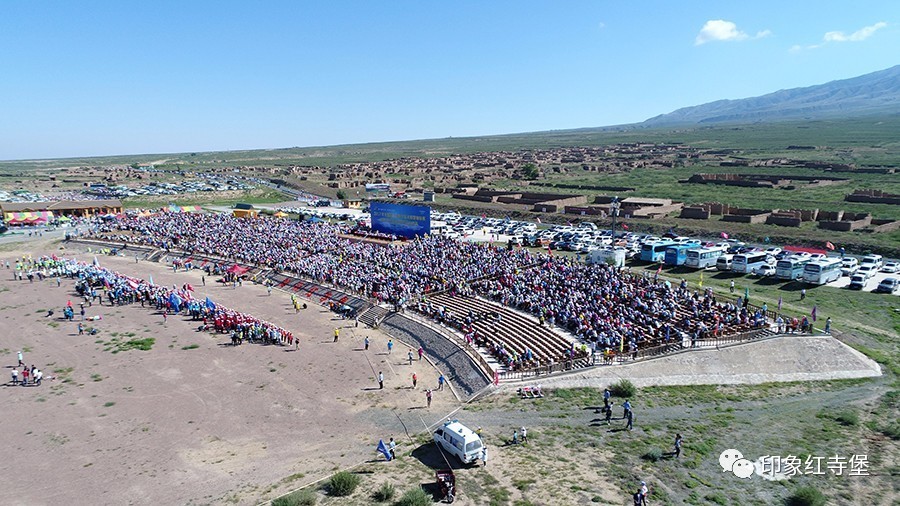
777 296 783 311
205 297 216 310
699 272 703 288
93 256 100 267
186 283 194 292
811 305 817 322
744 286 750 302
656 264 663 275
720 232 729 240
376 439 393 461
825 242 835 251
149 274 154 286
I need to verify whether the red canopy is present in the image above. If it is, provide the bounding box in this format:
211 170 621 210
226 265 250 275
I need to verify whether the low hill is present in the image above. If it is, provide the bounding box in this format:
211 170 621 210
643 65 900 126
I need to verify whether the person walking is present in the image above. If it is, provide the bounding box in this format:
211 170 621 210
201 275 206 286
11 368 18 385
520 426 527 444
481 446 488 467
426 388 432 408
364 336 370 351
512 430 519 445
673 433 683 458
626 409 634 431
18 350 24 367
800 288 806 300
418 347 424 361
622 400 632 420
388 437 397 460
729 280 735 294
605 404 613 424
438 374 445 391
412 372 417 389
407 350 414 365
78 322 84 335
21 367 29 386
267 285 272 296
378 372 384 390
387 339 393 354
824 317 832 334
333 328 339 343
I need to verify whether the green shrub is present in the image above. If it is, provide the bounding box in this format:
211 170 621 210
785 486 827 506
327 471 360 497
832 410 859 427
641 449 663 462
395 487 429 506
373 482 395 502
272 489 316 506
609 379 637 398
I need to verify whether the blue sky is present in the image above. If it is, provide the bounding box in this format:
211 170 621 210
1 1 897 160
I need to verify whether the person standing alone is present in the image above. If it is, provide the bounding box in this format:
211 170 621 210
378 371 384 390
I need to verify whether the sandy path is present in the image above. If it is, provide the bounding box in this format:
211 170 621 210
0 243 459 505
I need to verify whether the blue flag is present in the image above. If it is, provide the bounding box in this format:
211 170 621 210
376 439 392 461
205 297 216 310
149 274 154 286
169 292 183 312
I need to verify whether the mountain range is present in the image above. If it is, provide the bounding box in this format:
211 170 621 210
642 64 900 126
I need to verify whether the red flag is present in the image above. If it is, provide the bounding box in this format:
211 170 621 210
186 283 194 292
622 223 629 230
720 232 729 239
656 264 663 275
811 305 817 322
825 242 835 251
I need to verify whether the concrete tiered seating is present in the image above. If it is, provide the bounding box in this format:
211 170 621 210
429 294 574 365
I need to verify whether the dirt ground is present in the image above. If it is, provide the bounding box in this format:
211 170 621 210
0 238 457 506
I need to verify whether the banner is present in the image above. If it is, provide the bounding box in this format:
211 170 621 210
370 202 431 238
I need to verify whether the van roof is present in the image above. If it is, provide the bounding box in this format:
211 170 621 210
440 420 480 441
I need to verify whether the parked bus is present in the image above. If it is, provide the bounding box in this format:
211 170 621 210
802 258 842 285
640 240 676 263
731 252 770 274
664 244 697 266
775 257 811 281
685 247 727 269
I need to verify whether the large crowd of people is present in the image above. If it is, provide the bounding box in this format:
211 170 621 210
90 212 775 364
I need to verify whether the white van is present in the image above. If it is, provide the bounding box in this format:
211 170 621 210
433 420 484 465
861 254 884 270
716 254 734 272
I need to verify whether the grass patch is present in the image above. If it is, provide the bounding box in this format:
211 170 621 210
325 471 359 497
103 401 116 408
785 486 827 506
90 374 103 382
609 379 637 398
181 344 200 350
395 487 429 506
372 482 395 502
271 489 316 506
105 337 155 353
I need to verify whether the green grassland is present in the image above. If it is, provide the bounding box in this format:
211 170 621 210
3 115 899 171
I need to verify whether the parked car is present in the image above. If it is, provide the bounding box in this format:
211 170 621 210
848 274 868 290
841 257 859 277
880 261 899 273
764 247 782 256
857 265 877 279
874 278 899 294
752 264 776 277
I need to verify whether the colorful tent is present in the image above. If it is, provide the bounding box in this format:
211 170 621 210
273 211 289 218
166 204 203 213
4 211 54 225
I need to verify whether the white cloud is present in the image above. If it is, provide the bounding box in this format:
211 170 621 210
790 21 887 51
695 20 772 46
695 20 746 45
823 21 887 42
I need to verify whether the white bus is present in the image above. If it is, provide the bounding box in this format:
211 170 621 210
775 257 811 281
685 247 727 269
731 252 770 274
802 258 843 285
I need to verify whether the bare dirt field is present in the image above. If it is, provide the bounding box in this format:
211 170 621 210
0 239 457 506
